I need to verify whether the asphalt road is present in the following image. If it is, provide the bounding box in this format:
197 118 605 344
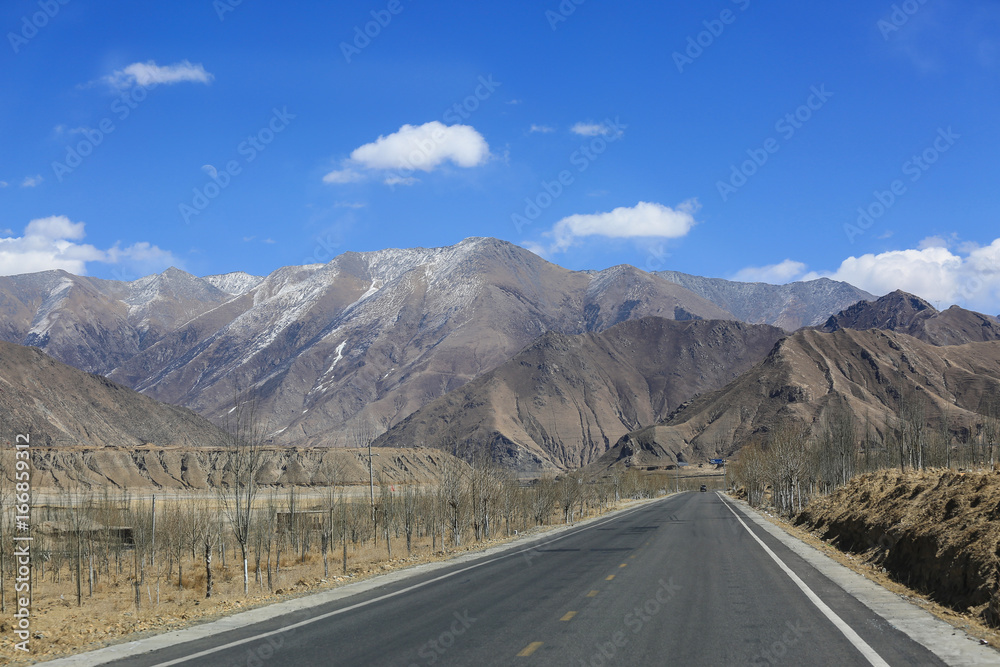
104 492 946 666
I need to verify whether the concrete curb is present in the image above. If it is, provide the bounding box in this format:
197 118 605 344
36 496 666 666
728 495 1000 667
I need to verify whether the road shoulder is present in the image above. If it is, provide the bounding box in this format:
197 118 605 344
725 494 1000 667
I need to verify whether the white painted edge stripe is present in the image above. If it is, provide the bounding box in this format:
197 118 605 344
718 493 891 667
146 498 666 667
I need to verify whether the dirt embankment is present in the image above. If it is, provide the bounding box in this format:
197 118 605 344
796 468 1000 627
26 446 465 490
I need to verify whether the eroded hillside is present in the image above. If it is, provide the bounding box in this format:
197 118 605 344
595 329 1000 471
795 468 1000 627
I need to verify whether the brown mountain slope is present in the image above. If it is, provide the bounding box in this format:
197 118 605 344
2 239 733 449
30 446 465 490
0 339 227 448
372 317 786 472
594 329 1000 470
0 267 255 375
655 271 875 331
108 238 734 445
820 290 1000 346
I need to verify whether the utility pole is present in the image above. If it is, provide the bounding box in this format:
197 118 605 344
150 494 156 569
368 441 375 521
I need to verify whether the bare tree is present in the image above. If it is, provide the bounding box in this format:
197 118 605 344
401 485 418 554
978 394 1000 469
192 500 219 599
379 478 395 557
350 418 378 544
320 457 345 578
440 458 468 547
730 439 768 507
0 450 13 612
218 391 268 596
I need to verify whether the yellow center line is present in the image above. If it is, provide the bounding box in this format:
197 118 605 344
605 574 615 581
517 642 544 657
560 611 577 621
629 554 636 559
586 589 599 597
619 563 628 568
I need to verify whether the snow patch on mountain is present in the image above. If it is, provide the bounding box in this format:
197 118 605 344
204 271 263 296
26 277 74 337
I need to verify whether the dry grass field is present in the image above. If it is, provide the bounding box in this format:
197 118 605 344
0 470 692 665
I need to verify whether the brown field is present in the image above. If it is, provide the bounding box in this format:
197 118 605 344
0 471 700 665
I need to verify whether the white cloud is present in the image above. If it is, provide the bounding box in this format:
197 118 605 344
814 241 1000 313
105 241 180 277
529 124 555 133
746 236 1000 314
542 200 699 254
322 168 363 184
917 235 949 250
383 175 419 187
0 216 179 277
103 60 213 90
323 121 489 186
333 201 366 209
571 122 615 137
0 181 8 188
21 175 43 188
350 122 489 171
731 260 809 284
519 241 548 257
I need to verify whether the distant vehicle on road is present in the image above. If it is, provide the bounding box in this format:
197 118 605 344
700 484 707 492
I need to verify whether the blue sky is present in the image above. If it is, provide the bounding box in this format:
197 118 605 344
2 0 999 313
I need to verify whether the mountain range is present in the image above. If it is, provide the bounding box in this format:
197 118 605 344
0 238 870 454
592 322 1000 473
655 270 875 331
0 338 226 448
9 236 996 476
819 290 1000 345
374 317 786 472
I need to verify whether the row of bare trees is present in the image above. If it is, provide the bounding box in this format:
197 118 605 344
0 452 669 611
730 393 1000 516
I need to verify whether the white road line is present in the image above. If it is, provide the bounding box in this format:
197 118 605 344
718 493 891 667
147 498 668 667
